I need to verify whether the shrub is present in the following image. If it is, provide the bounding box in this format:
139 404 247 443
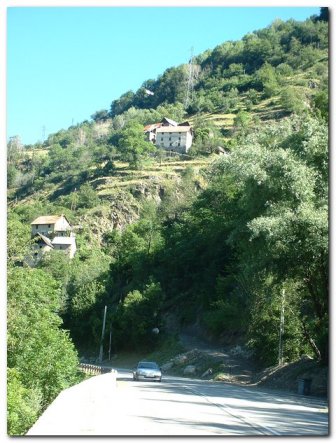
7 369 42 436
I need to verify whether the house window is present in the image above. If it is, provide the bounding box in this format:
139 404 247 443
178 143 180 147
170 143 172 147
35 225 39 229
161 137 163 141
48 224 51 228
169 137 171 141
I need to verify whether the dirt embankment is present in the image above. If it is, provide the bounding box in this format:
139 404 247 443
91 333 327 398
162 333 328 398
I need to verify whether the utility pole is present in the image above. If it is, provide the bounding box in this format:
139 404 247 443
98 305 107 363
108 320 113 361
278 289 285 366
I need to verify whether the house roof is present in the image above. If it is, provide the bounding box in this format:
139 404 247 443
36 233 54 248
162 117 178 126
31 215 70 226
156 126 192 133
144 118 182 132
144 123 162 132
52 237 76 246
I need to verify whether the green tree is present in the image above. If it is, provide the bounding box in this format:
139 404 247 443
118 122 156 169
7 369 42 435
313 90 328 120
7 211 31 265
233 111 252 131
280 87 306 113
91 109 109 122
7 164 19 188
7 136 23 164
68 280 106 347
208 115 328 362
7 268 81 434
317 7 328 22
77 183 100 209
110 90 135 117
255 62 279 98
113 282 163 350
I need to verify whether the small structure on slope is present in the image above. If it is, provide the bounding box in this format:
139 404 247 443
144 117 194 154
28 214 76 265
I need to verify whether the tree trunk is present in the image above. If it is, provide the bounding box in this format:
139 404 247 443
301 318 321 361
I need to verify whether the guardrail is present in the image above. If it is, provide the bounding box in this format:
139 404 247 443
79 363 116 375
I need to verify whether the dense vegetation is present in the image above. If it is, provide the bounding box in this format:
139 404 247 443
7 11 328 434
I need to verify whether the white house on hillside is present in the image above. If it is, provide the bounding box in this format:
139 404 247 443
155 126 193 154
144 117 193 154
29 215 76 264
31 215 72 237
52 236 77 258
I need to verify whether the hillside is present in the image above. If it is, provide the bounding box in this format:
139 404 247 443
7 12 329 435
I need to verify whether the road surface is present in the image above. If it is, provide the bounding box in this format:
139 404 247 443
27 369 328 436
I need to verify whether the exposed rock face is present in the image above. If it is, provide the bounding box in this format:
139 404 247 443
130 182 165 204
184 365 196 375
77 180 172 246
75 164 208 251
78 192 141 244
161 362 174 372
173 354 189 365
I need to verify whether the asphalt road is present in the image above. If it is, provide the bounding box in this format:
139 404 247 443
27 369 329 436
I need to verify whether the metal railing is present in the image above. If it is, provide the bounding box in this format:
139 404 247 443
79 363 116 375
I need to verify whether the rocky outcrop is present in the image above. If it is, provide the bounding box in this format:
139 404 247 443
184 365 197 375
78 191 141 244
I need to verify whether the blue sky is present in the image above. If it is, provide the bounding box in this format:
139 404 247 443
7 6 320 145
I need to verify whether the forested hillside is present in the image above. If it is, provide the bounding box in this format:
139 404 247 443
7 11 328 435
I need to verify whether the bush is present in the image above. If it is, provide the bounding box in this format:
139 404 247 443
275 63 293 77
203 299 244 337
280 87 306 113
7 369 42 436
77 183 100 209
8 268 82 431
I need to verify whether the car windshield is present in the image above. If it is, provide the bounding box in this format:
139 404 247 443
138 362 158 369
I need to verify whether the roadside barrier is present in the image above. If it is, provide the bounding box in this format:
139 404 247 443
79 363 117 376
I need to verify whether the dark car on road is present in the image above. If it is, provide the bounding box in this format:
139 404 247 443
133 361 162 382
